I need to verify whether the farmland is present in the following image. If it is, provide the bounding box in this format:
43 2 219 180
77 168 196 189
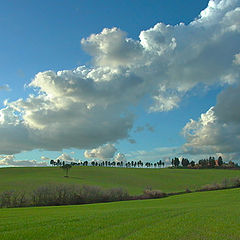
1 166 240 194
0 188 239 240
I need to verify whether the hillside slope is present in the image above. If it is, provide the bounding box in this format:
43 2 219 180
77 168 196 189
1 166 240 194
0 189 239 240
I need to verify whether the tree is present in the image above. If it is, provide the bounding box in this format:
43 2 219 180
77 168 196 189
181 158 189 167
61 164 72 177
209 156 216 167
159 160 162 168
56 159 61 166
190 161 195 167
217 156 223 166
228 161 235 168
199 159 208 167
173 157 180 167
50 160 55 166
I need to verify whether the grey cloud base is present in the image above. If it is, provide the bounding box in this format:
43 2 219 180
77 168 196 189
183 84 240 156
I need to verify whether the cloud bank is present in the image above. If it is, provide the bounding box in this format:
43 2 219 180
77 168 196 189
84 144 117 160
126 146 179 163
0 155 47 167
0 0 239 156
183 84 240 156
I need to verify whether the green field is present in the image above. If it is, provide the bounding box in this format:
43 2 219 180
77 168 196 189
1 166 240 194
1 167 240 239
0 189 239 240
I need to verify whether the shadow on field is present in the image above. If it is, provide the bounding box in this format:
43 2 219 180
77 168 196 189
68 176 85 180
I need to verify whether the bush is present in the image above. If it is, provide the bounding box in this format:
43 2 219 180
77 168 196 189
185 188 192 193
230 177 240 187
221 178 231 188
75 185 129 203
7 184 130 207
199 183 224 191
0 190 28 208
198 177 240 192
75 185 106 204
143 189 167 198
0 184 130 208
32 184 77 206
105 188 129 202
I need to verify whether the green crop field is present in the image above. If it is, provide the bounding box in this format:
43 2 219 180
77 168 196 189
0 188 239 240
1 167 240 239
1 167 240 194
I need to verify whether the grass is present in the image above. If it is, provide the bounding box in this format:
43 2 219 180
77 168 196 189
1 166 240 194
0 188 239 240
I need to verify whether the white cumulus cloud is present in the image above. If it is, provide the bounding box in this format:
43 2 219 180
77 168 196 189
0 155 47 167
233 53 240 65
114 153 127 162
0 0 240 155
183 84 240 156
56 153 76 162
84 144 117 160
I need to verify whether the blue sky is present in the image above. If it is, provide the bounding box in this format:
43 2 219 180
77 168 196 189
0 0 240 166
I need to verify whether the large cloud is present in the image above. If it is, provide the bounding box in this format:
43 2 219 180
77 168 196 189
114 153 127 162
84 144 117 160
0 155 47 167
56 153 77 162
81 28 143 67
126 146 179 163
182 84 240 156
0 0 240 154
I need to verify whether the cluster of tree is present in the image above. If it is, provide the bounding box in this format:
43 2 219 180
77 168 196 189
50 156 238 170
198 156 222 167
171 156 239 169
171 157 195 167
123 160 165 168
50 159 87 166
50 159 165 168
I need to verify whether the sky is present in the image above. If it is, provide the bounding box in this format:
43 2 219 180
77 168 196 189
0 0 240 167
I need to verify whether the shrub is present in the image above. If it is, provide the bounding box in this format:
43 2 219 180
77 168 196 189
198 183 224 191
31 184 129 206
32 184 84 206
75 185 105 204
0 190 28 208
230 177 240 187
221 178 230 188
105 188 129 201
75 185 129 203
199 177 240 192
143 189 167 198
185 188 192 193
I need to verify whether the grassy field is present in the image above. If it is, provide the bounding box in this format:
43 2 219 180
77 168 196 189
0 188 239 240
1 166 240 194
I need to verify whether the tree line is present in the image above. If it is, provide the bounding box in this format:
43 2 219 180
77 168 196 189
50 159 165 168
50 156 239 169
171 156 239 169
